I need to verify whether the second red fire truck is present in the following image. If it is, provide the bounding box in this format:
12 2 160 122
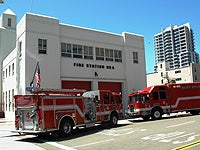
14 87 123 136
127 82 200 120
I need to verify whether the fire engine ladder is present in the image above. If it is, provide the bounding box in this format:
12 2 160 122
26 86 86 96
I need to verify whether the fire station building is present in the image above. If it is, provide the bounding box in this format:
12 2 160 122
2 12 146 116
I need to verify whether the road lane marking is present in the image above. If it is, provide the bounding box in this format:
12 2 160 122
166 121 195 128
160 133 195 143
172 140 200 150
74 139 114 148
96 128 147 136
173 134 200 144
41 140 77 150
142 131 200 145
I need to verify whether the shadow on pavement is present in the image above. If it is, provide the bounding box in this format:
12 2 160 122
15 123 130 143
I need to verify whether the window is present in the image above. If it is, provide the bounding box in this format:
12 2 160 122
114 50 122 62
8 18 11 27
116 96 122 104
12 63 14 75
104 92 110 104
175 70 181 74
9 90 10 111
176 78 182 81
73 44 82 58
195 75 197 80
38 39 47 54
96 47 104 60
18 41 22 57
3 93 4 104
61 43 72 57
133 52 138 63
159 91 166 99
153 92 159 100
9 65 11 76
6 91 7 111
161 72 163 77
105 49 113 61
142 94 150 101
84 46 93 59
12 89 14 112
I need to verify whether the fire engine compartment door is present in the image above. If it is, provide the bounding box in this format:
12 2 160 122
20 107 37 130
41 97 56 129
84 97 96 123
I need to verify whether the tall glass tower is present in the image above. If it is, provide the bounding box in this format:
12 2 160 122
154 23 199 72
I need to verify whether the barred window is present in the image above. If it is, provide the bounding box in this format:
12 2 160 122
105 49 113 61
73 44 82 58
8 18 11 27
84 46 93 59
133 52 138 63
61 43 72 57
38 39 47 54
96 47 104 60
114 50 122 62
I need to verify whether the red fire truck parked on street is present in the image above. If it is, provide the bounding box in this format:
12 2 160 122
127 82 200 120
14 87 123 136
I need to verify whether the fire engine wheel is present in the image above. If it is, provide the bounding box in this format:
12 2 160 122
110 113 118 127
151 108 162 120
59 119 73 137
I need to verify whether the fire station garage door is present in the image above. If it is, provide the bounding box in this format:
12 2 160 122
62 80 91 91
98 82 122 93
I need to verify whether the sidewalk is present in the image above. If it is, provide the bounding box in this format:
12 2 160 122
0 112 15 131
0 117 14 124
0 113 44 150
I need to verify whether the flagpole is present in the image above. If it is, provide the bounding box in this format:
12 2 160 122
30 61 39 86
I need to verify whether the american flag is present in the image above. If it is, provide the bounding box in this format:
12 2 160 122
35 62 41 88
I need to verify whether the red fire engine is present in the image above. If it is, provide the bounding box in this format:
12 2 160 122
127 82 200 120
14 87 123 136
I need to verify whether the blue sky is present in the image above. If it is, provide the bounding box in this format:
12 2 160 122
1 0 200 73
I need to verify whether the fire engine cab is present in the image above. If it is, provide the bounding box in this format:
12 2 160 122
127 82 200 120
14 87 123 136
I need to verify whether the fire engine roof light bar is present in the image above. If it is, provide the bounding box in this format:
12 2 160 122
26 86 86 95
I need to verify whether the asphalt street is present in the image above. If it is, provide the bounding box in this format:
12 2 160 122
0 112 199 150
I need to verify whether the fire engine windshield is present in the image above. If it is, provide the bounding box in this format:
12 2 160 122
130 94 140 103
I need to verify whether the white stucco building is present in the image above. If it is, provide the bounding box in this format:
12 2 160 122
0 9 16 117
147 62 200 87
2 12 147 116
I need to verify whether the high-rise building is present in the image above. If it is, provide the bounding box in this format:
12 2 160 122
154 23 199 72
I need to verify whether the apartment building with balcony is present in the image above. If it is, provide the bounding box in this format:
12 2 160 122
154 23 199 72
